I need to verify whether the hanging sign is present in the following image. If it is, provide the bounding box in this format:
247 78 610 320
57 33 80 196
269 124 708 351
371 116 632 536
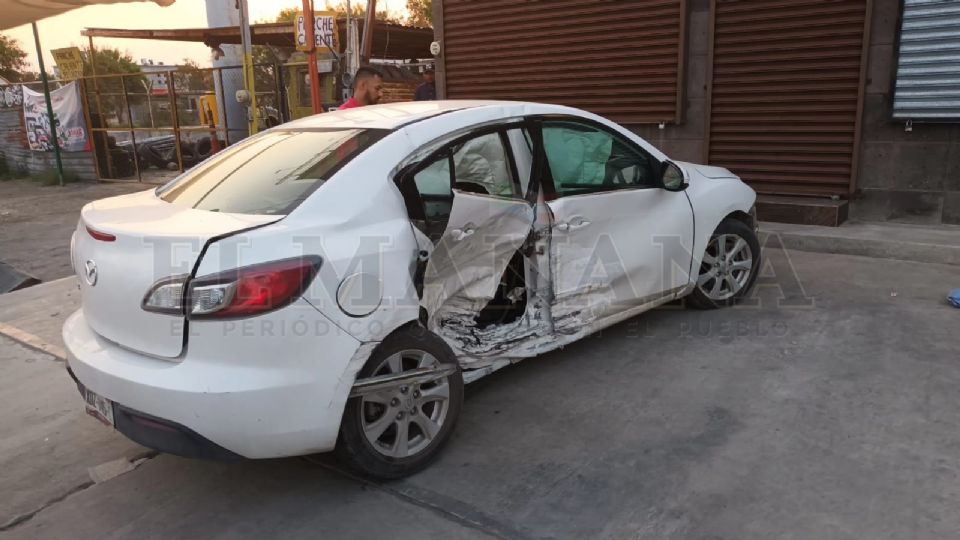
295 11 340 53
22 81 89 152
50 47 85 80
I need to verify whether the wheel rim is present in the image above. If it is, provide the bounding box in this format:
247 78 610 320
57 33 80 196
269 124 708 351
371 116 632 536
359 349 451 459
697 234 754 301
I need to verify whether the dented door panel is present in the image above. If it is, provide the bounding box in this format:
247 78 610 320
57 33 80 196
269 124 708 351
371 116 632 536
547 189 694 331
421 192 534 324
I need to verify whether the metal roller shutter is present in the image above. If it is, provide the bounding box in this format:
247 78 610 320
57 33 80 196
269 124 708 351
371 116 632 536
439 0 685 124
892 0 960 120
707 0 869 197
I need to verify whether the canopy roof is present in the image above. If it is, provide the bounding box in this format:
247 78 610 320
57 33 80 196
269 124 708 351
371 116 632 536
0 0 173 31
81 20 434 60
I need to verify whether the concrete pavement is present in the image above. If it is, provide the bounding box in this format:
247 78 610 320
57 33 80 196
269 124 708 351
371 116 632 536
1 247 958 539
762 220 960 266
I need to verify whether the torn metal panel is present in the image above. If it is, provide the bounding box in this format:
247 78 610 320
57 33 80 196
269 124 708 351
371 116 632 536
421 192 534 323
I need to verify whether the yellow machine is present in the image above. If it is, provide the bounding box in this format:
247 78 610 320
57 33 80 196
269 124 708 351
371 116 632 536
198 94 219 126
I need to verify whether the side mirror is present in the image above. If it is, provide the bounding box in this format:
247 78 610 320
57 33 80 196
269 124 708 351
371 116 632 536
660 161 688 191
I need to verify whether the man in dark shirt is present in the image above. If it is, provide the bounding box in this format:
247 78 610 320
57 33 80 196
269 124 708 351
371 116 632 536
414 67 436 101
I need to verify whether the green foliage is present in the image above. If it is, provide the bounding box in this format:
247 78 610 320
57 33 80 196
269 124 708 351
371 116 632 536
324 1 404 24
175 58 211 93
406 0 433 27
80 46 146 126
0 33 29 82
275 7 300 23
82 46 142 78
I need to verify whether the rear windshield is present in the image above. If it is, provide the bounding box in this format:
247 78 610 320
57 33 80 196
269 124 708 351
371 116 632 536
157 128 388 215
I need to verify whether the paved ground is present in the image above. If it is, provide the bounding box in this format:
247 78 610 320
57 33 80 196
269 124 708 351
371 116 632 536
0 180 146 283
1 243 958 539
764 220 960 266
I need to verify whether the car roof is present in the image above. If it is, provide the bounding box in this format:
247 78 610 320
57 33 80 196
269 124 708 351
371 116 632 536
279 100 576 131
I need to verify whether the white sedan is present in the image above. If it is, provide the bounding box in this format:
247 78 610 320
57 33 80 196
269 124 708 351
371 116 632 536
64 101 759 479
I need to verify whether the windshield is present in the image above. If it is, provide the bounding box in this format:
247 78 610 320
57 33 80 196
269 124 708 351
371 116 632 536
157 128 388 215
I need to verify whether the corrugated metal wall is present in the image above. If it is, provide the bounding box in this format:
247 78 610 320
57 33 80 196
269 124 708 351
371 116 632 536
892 0 960 120
439 0 684 124
707 0 869 197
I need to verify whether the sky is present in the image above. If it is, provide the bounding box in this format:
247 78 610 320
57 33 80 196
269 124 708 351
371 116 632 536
5 0 404 72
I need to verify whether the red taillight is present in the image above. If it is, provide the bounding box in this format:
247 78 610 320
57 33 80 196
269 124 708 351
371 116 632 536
187 257 321 319
86 226 116 242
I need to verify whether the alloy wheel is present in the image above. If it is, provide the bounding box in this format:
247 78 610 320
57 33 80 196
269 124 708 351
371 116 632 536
697 233 754 301
359 349 451 459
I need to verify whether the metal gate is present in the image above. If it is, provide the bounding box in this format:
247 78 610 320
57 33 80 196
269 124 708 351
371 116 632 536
438 0 686 125
706 0 870 197
82 63 285 183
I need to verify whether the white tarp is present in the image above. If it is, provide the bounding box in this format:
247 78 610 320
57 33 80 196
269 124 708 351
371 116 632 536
0 0 174 30
22 81 88 152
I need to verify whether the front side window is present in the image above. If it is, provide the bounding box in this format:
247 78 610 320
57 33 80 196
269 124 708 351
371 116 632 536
541 121 657 197
158 128 387 215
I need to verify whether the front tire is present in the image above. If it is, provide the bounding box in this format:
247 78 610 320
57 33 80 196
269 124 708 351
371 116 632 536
687 217 761 309
335 326 463 480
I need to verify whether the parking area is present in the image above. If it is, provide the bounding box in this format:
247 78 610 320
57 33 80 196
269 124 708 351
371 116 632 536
0 179 146 283
1 239 958 539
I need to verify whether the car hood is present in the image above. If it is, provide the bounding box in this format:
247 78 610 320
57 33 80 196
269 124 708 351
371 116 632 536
675 161 739 180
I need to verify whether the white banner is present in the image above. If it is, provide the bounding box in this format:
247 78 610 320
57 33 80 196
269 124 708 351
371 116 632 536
22 81 89 152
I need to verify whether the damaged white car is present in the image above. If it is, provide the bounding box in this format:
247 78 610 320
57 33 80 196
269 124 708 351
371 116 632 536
64 101 760 479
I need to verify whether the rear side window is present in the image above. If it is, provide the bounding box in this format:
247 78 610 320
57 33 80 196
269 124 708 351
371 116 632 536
158 129 388 214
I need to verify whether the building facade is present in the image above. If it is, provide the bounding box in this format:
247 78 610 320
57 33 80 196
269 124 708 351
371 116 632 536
432 0 960 225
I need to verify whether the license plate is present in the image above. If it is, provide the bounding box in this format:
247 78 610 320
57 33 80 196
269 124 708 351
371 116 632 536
84 388 115 427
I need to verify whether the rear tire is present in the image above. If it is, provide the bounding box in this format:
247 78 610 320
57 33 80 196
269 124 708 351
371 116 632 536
686 218 761 309
335 326 463 480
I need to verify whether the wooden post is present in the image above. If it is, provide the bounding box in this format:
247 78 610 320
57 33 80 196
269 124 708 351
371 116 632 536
361 0 377 64
87 35 114 178
120 75 142 182
78 78 103 182
167 71 185 173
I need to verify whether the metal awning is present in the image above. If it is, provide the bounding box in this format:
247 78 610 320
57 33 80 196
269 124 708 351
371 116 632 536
0 0 174 30
81 19 434 60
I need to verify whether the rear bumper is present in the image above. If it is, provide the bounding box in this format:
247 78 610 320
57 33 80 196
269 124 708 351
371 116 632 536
63 308 365 459
67 367 242 461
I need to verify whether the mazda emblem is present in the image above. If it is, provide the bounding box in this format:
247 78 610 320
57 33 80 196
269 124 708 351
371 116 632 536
84 260 98 286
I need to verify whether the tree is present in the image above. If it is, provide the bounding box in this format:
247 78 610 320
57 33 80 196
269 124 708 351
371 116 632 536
406 0 433 27
275 7 299 23
324 1 404 24
0 33 29 82
82 46 141 77
175 58 210 93
81 46 144 124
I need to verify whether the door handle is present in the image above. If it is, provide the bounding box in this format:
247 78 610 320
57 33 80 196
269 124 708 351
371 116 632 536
450 226 475 241
556 218 591 232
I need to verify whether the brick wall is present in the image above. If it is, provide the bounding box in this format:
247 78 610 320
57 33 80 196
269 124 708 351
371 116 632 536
0 108 98 181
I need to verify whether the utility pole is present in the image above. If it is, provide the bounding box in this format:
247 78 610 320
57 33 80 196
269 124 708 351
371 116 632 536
30 22 64 186
302 0 321 114
237 0 258 134
360 0 377 64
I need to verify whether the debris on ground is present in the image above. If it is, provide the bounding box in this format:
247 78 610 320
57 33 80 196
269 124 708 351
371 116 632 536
87 455 152 484
949 289 960 308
